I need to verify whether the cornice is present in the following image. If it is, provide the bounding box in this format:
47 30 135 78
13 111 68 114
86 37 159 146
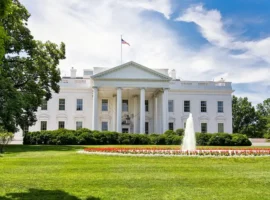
91 61 172 81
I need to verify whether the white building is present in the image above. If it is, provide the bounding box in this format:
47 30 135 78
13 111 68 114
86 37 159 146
28 61 234 134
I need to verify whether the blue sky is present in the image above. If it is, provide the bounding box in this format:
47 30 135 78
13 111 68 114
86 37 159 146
21 0 269 105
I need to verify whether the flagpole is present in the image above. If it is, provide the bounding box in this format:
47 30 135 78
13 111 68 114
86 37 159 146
121 35 122 64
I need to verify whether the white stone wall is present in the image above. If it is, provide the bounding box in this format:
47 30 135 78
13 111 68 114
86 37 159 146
28 86 232 134
29 88 93 132
168 91 232 133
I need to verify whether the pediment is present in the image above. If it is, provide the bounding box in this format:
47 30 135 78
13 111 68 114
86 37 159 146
92 61 171 81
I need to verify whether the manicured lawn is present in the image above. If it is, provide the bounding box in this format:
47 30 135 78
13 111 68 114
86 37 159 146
1 145 270 200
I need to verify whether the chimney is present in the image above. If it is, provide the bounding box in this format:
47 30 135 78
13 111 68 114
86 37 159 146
70 67 77 78
170 69 176 79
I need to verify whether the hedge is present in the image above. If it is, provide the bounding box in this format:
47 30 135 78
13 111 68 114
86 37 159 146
23 128 251 146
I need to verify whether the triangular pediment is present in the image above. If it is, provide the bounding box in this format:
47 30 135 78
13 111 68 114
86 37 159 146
92 61 171 81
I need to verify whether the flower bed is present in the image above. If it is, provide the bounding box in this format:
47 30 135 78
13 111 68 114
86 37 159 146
80 147 270 157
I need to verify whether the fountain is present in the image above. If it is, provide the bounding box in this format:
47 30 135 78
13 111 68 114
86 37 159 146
80 112 266 157
182 113 196 151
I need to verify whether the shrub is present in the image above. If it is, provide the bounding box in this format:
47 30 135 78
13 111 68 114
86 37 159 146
0 131 14 153
156 134 166 145
23 130 252 146
196 133 212 146
263 133 270 139
231 134 252 146
164 130 176 135
175 128 184 136
208 133 232 146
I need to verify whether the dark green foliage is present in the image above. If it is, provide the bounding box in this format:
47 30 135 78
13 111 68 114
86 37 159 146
232 96 269 138
263 133 270 139
196 133 212 145
208 133 232 146
0 0 66 132
164 130 176 135
24 130 251 146
175 128 184 136
231 134 252 146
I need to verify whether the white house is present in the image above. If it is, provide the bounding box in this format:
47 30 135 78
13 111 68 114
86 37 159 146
28 61 234 134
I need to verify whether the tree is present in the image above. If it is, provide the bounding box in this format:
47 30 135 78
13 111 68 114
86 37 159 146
232 96 256 134
0 0 65 132
0 0 11 61
257 98 270 135
232 96 269 137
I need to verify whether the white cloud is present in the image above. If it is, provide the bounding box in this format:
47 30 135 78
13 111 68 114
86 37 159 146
176 4 270 65
177 4 233 47
20 0 269 104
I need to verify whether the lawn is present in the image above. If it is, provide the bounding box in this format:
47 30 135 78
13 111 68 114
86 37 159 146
0 145 270 200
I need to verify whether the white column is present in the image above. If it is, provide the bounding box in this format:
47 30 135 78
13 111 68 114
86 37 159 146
113 95 117 131
162 88 169 133
92 87 98 130
116 88 122 132
154 95 158 133
140 88 145 134
133 95 138 133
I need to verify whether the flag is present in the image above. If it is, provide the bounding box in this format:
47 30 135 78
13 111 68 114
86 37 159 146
121 38 130 46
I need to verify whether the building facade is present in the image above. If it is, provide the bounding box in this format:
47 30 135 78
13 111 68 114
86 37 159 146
28 61 234 134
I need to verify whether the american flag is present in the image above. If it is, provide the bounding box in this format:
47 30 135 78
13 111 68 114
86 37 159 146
121 38 130 46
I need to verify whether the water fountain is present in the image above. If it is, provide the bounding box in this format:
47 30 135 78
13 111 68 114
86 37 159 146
182 113 196 151
80 113 267 157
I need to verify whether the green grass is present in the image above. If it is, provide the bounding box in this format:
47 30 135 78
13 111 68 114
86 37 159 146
0 145 270 200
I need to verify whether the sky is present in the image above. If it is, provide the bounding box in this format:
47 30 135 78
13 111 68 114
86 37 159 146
20 0 270 105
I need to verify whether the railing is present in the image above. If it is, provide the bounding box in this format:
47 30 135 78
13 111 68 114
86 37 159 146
170 81 231 90
59 79 90 88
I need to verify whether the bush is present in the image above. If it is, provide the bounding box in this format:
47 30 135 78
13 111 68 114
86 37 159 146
0 131 14 153
231 134 252 146
164 130 176 135
263 133 270 139
175 129 184 136
208 133 232 146
196 133 212 146
23 130 252 146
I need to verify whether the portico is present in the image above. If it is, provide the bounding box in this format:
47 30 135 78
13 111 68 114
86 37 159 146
91 61 172 134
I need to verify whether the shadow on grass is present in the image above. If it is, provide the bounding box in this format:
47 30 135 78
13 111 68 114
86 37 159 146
0 188 100 200
5 145 86 154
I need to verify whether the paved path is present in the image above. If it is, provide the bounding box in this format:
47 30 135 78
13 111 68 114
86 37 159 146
250 138 270 146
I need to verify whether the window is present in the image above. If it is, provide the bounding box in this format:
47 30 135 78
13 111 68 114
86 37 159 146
145 100 149 112
201 101 207 112
168 100 174 112
59 99 65 110
218 101 224 113
77 99 83 111
76 121 83 130
145 122 149 134
218 123 224 133
169 122 174 130
41 100 47 110
122 100 128 112
102 122 108 131
201 123 207 133
41 121 47 131
102 99 108 111
58 121 65 129
184 122 186 129
122 128 129 133
184 101 190 112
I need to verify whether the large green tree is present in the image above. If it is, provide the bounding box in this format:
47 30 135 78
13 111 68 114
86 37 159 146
256 98 270 134
0 0 65 132
232 96 268 137
0 0 11 61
